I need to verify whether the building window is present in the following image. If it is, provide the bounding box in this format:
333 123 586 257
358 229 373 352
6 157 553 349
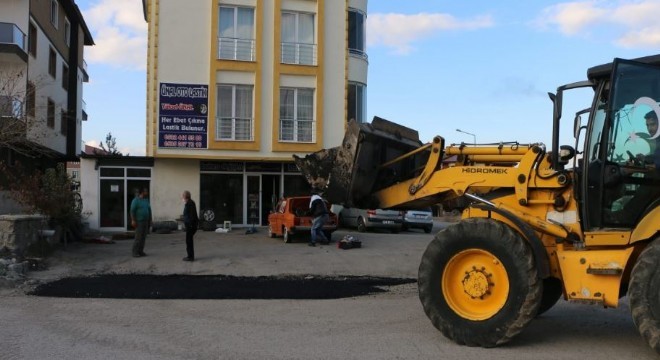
348 9 367 59
60 109 67 135
217 84 253 141
26 82 35 117
347 82 366 123
64 18 70 47
50 0 59 29
281 12 316 65
28 22 37 57
71 170 79 180
47 99 55 128
48 47 56 78
279 88 314 142
218 6 255 61
62 64 69 90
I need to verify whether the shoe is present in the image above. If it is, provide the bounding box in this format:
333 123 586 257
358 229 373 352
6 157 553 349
132 254 143 258
182 257 194 261
139 252 147 256
308 242 316 247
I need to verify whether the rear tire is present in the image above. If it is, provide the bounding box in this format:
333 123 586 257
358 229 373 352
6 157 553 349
418 218 541 347
424 225 433 234
629 238 660 354
537 277 563 316
357 217 367 233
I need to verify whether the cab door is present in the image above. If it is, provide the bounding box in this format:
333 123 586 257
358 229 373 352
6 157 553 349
582 59 660 230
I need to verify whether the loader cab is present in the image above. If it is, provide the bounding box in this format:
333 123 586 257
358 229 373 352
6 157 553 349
580 58 660 230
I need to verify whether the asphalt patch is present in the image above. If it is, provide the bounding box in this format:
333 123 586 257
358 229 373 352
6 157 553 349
29 275 416 300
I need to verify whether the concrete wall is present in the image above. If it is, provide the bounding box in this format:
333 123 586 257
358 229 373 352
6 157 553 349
151 158 201 221
0 214 48 258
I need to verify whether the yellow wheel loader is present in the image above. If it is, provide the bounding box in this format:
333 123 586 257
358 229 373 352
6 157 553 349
294 55 660 352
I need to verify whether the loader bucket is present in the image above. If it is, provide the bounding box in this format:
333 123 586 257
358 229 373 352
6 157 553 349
293 117 427 208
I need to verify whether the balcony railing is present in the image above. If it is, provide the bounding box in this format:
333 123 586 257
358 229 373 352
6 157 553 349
349 48 368 61
217 117 253 141
0 22 26 52
281 42 317 66
218 37 255 61
81 99 88 121
279 118 315 143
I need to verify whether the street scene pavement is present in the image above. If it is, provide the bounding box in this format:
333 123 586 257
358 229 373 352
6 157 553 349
0 219 657 359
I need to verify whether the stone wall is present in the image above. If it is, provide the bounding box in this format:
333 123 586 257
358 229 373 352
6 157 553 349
0 215 48 258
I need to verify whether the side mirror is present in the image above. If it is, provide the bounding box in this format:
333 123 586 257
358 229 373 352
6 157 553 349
559 145 576 164
574 115 582 139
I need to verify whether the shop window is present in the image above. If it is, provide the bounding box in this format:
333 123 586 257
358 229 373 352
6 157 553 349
200 174 244 225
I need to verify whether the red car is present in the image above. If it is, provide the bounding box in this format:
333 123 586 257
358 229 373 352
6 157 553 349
268 196 338 243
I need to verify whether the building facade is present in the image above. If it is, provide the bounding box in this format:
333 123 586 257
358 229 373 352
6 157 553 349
138 0 368 228
0 0 93 214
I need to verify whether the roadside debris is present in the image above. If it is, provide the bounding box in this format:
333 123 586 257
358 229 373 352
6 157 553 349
338 235 362 250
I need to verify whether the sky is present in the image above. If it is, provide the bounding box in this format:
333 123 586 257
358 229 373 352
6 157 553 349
75 0 660 155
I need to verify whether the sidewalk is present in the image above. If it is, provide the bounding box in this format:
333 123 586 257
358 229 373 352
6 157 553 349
27 224 448 284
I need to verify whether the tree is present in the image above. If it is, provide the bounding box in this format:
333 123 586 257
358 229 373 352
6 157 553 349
98 132 125 155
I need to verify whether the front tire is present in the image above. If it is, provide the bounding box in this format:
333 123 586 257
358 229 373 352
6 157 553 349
268 224 276 238
629 238 660 354
418 218 541 347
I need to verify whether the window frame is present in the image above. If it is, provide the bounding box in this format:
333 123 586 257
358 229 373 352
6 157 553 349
50 0 59 29
47 98 55 128
48 47 56 78
280 11 316 65
28 22 37 57
279 87 315 143
347 81 367 123
61 63 69 90
216 84 254 141
64 17 70 47
348 8 367 59
217 6 255 61
26 81 35 117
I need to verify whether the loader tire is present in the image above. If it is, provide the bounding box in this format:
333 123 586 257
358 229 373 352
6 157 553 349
537 277 563 316
629 238 660 354
418 218 542 348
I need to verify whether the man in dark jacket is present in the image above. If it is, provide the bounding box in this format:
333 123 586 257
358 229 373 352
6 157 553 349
309 190 329 246
182 190 199 261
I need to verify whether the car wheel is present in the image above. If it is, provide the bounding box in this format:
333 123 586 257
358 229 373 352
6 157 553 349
424 225 433 234
402 224 409 231
418 218 541 347
357 217 367 232
268 224 276 238
391 228 400 234
283 227 291 243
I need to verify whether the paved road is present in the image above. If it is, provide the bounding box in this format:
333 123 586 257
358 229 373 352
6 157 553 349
0 221 657 359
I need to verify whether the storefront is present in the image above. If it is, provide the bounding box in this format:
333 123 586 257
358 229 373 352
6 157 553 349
199 161 310 226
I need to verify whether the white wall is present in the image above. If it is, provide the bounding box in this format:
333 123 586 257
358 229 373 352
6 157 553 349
321 0 348 148
151 158 201 221
80 157 99 229
0 0 29 32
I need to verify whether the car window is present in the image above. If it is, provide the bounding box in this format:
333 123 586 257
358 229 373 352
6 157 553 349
278 200 287 213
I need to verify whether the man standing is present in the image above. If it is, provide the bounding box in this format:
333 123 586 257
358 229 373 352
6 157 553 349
309 190 329 246
130 188 152 258
182 190 199 261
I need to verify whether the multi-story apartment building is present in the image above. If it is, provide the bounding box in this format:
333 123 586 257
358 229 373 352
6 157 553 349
140 0 368 227
0 0 93 159
0 0 93 213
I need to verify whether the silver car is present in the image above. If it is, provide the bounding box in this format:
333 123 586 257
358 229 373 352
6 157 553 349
339 207 403 233
403 208 434 233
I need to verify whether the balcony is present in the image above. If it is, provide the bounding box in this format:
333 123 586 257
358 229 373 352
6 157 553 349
0 22 27 63
218 37 255 62
349 48 368 61
279 118 315 143
217 117 253 141
281 42 317 66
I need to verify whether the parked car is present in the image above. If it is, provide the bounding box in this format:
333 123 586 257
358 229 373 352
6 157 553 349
339 207 403 233
267 196 338 243
403 208 434 233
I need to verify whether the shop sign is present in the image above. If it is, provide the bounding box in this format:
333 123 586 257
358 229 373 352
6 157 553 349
245 162 282 172
158 82 208 149
283 163 300 173
200 161 244 172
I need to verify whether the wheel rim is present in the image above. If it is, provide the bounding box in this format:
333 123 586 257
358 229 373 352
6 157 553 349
442 248 510 321
358 218 366 232
268 225 273 237
283 228 289 243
